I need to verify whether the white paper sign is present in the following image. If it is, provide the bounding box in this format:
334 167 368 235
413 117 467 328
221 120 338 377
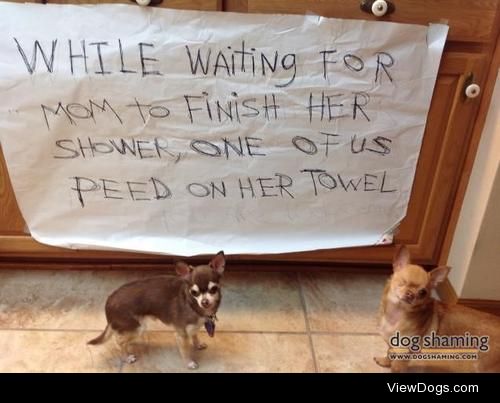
0 3 448 255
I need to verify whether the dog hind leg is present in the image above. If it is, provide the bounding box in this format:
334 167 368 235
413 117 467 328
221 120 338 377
114 330 142 364
111 316 143 364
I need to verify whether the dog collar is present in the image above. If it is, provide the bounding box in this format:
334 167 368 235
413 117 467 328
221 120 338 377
204 314 218 337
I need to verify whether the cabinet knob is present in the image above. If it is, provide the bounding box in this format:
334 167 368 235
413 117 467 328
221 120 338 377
372 0 388 16
136 0 151 6
465 83 481 99
360 0 395 17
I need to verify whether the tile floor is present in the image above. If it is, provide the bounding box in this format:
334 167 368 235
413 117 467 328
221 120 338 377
0 269 469 372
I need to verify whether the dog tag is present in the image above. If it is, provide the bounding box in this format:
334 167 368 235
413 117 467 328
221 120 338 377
205 318 216 337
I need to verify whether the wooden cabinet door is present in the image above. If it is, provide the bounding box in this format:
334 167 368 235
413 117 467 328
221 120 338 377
0 147 26 236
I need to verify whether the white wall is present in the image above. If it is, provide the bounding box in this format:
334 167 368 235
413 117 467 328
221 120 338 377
461 166 500 299
447 71 500 300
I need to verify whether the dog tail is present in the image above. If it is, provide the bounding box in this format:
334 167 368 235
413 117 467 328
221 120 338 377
88 324 112 345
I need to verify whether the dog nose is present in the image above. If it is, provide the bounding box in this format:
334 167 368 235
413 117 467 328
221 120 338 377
201 299 210 308
404 291 415 302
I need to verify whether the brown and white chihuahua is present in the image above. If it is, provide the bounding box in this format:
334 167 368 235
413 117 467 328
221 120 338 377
88 251 225 369
375 245 500 372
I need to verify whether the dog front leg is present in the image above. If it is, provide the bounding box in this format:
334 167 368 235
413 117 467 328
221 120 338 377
186 323 207 350
175 329 198 370
374 348 409 372
191 334 208 350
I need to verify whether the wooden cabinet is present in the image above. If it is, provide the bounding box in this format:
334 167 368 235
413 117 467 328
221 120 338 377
0 0 499 267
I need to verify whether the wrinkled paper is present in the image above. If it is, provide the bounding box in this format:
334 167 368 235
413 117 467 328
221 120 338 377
0 3 448 255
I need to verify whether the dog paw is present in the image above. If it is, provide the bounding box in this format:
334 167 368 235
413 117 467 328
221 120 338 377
187 361 199 370
126 354 137 364
196 343 208 350
390 362 409 373
374 356 391 368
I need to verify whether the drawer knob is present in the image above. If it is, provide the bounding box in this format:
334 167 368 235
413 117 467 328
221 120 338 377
360 0 395 17
372 0 388 16
465 83 481 99
136 0 151 6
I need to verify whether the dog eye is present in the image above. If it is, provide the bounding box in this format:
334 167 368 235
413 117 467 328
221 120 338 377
190 289 200 297
208 285 219 294
418 289 428 298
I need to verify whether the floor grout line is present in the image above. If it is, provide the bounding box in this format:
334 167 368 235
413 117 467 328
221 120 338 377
311 331 380 336
0 327 380 336
0 328 379 336
296 272 319 373
0 327 304 334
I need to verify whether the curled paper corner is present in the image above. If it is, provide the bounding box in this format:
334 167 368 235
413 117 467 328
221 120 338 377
376 222 401 245
376 233 394 245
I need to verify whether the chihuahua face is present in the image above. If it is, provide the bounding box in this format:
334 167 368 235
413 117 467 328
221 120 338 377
176 256 224 315
388 245 449 310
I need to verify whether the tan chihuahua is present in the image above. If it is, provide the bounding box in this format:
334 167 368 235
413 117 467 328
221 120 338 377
375 245 500 372
88 251 225 369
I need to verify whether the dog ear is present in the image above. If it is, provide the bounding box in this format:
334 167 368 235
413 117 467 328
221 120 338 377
429 265 450 288
209 251 225 275
175 261 192 279
393 245 410 272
